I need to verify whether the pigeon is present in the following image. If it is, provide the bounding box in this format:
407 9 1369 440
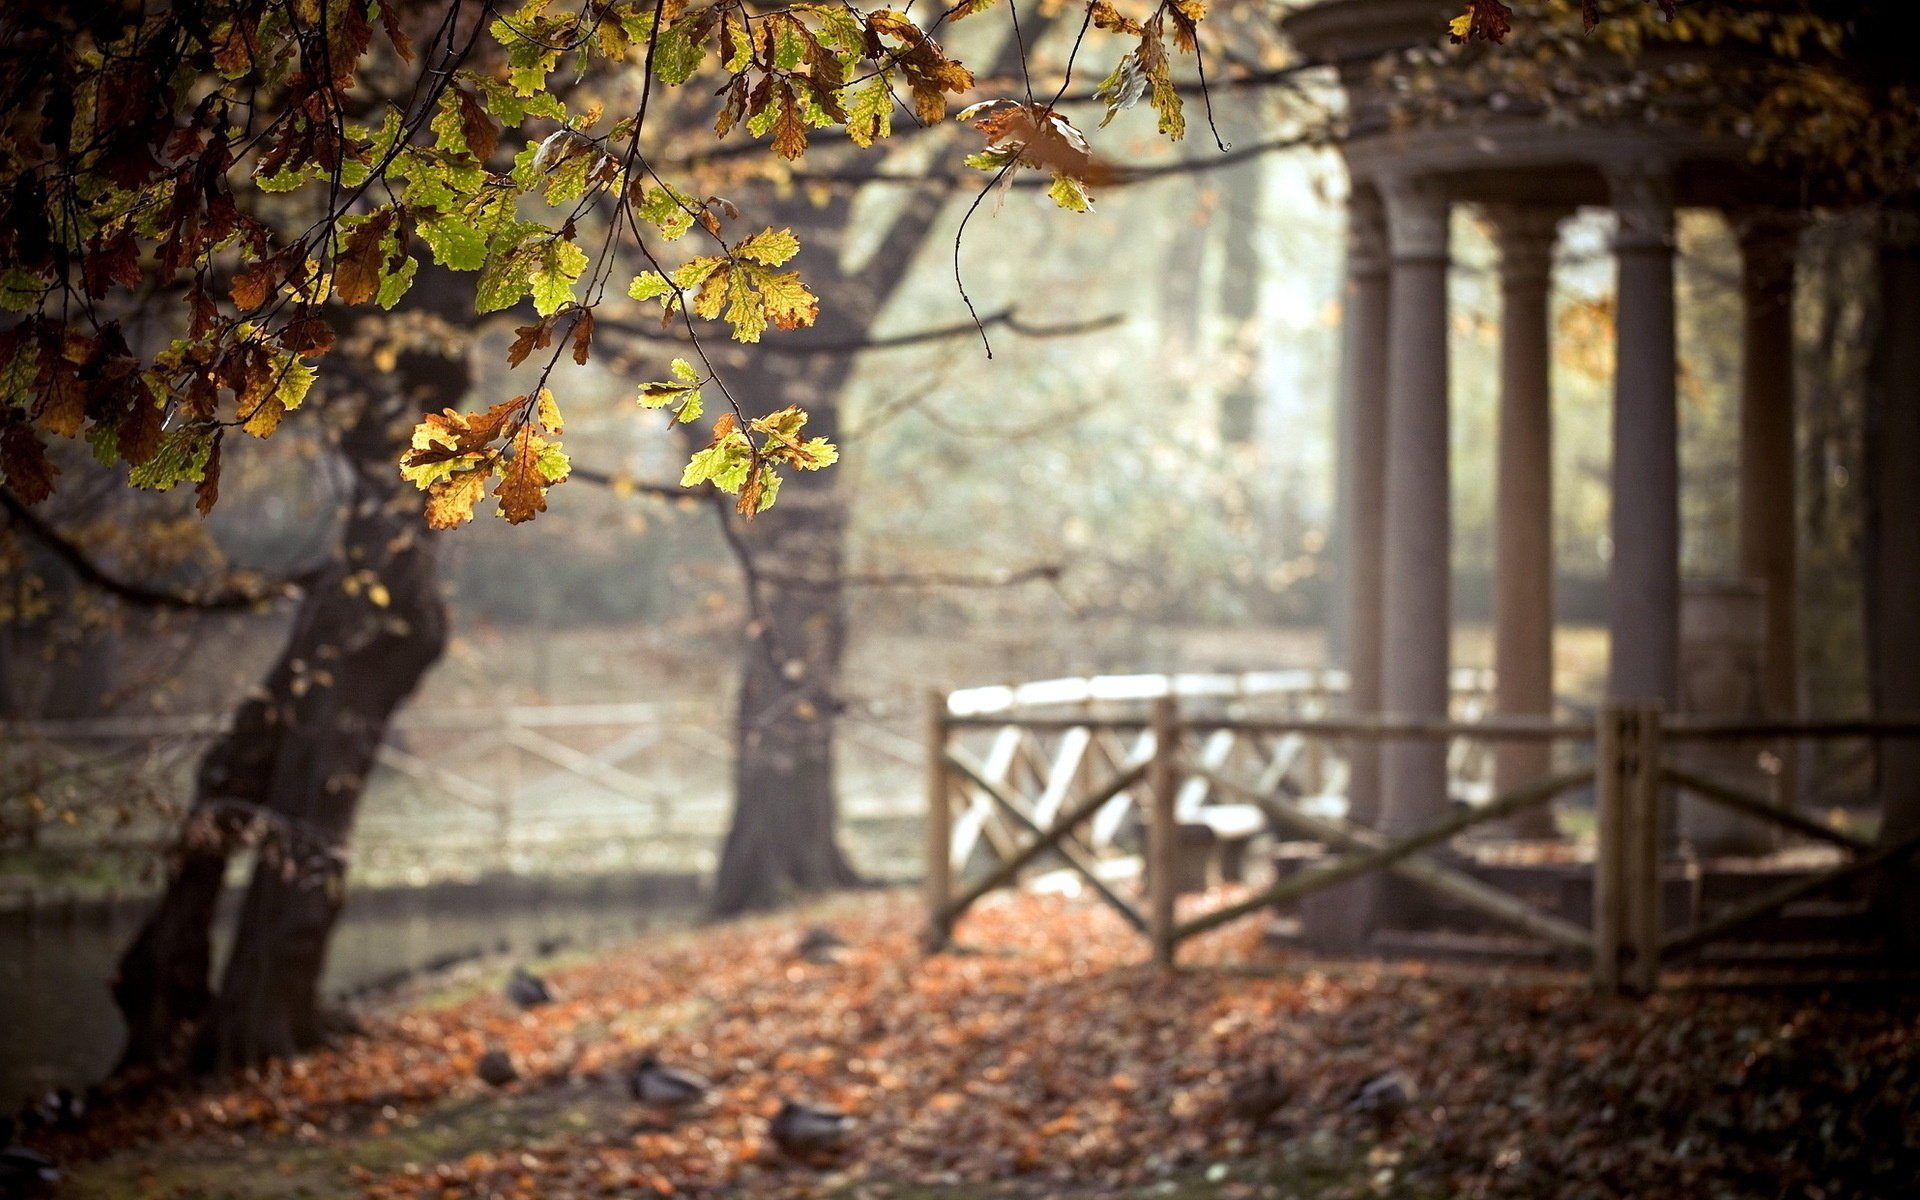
627 1055 711 1115
794 926 849 965
1225 1064 1295 1124
476 1049 519 1088
770 1100 855 1160
1346 1069 1415 1132
505 967 555 1009
1 1119 60 1194
28 1089 85 1133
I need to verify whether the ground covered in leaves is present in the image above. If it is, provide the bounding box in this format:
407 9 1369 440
41 890 1920 1199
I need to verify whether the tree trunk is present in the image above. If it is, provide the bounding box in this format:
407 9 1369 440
111 839 226 1070
708 193 945 916
195 434 446 1068
115 333 458 1073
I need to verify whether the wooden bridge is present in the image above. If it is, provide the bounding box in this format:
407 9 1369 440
922 671 1920 992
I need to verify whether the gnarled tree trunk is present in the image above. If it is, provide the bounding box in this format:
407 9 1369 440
115 333 459 1072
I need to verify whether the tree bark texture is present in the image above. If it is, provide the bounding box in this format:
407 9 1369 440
115 331 457 1073
709 192 944 916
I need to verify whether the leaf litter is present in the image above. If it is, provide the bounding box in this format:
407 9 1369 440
41 890 1920 1198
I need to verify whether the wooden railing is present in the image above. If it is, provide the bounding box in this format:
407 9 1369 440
924 680 1920 992
5 697 930 906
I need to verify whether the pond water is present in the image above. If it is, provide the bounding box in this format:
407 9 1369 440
0 874 702 1115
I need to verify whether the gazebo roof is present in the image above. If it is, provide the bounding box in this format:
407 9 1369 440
1282 0 1805 211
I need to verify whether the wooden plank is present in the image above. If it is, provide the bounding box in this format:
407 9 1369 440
510 724 662 805
948 726 1024 869
1663 715 1920 740
501 725 667 812
1255 733 1305 795
935 759 1151 929
947 714 1148 731
1662 826 1920 958
1182 714 1593 740
925 689 954 949
1661 765 1875 853
1174 728 1236 819
1031 726 1093 828
946 748 1148 933
1010 727 1054 800
374 745 498 810
976 726 1030 861
1593 706 1625 992
1171 764 1592 942
1089 728 1154 849
1189 766 1593 953
1148 697 1180 965
1626 706 1663 994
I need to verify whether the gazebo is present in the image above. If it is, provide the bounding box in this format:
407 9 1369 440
1280 0 1920 944
921 2 1920 980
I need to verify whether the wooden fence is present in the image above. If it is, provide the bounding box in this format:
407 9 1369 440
5 702 925 889
923 674 1920 992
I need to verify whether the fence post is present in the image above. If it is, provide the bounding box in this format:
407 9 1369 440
1626 702 1665 994
924 688 954 951
1148 694 1180 966
1593 704 1626 992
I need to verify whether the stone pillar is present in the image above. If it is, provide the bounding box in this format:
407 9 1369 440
1303 187 1389 952
1487 205 1564 837
1341 188 1391 830
1736 212 1801 807
1377 175 1453 842
1868 212 1920 953
1677 581 1777 854
1605 162 1680 706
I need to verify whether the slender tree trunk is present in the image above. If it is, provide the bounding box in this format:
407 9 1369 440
708 194 944 915
115 327 459 1072
704 24 1055 916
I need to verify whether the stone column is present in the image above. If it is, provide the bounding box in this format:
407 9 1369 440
1868 212 1920 954
1303 186 1390 952
1342 187 1391 831
1487 205 1565 836
1605 161 1680 706
1377 175 1453 842
1736 212 1801 807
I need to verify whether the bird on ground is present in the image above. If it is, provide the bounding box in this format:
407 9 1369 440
1225 1064 1295 1125
1 1119 60 1194
794 926 849 965
1346 1069 1416 1132
505 967 554 1008
27 1089 85 1133
626 1054 711 1118
770 1100 855 1160
476 1049 519 1088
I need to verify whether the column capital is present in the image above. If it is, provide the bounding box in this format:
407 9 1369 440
1347 187 1389 278
1379 174 1450 264
1604 159 1675 252
1484 204 1569 287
